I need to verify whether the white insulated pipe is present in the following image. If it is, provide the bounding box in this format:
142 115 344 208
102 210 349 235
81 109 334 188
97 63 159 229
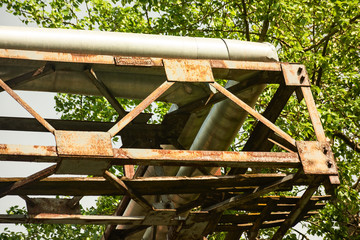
0 26 277 61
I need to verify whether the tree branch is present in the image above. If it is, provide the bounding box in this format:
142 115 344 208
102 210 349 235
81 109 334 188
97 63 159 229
314 36 330 86
259 0 274 42
334 131 360 153
292 228 311 240
238 0 250 41
305 14 360 52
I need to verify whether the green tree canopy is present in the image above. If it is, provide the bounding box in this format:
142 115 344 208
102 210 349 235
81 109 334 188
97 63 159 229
0 0 359 239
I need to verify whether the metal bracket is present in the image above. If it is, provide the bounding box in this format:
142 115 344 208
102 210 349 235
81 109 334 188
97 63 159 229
55 131 113 175
297 141 338 175
163 59 214 82
281 63 310 87
26 198 81 215
55 130 113 157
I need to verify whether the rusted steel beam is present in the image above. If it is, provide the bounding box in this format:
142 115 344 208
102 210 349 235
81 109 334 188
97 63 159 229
104 170 153 211
0 63 54 91
210 82 296 148
244 85 296 151
67 196 83 209
0 78 56 134
216 219 285 232
301 86 327 142
232 202 326 213
0 49 118 65
117 174 293 195
271 179 322 240
204 174 296 213
210 60 281 72
0 49 281 72
0 173 309 196
0 214 146 225
102 166 147 240
0 164 57 198
268 133 297 153
248 201 276 240
219 211 318 225
168 72 279 115
230 85 296 175
0 116 154 132
297 141 338 175
113 149 300 168
124 165 135 178
108 81 174 137
163 59 214 82
85 68 128 118
0 144 57 162
55 131 113 157
281 63 311 87
0 177 122 196
0 144 301 169
0 117 172 147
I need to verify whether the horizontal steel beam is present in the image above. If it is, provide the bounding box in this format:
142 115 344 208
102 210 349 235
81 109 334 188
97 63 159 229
0 173 310 196
0 49 282 72
0 144 301 168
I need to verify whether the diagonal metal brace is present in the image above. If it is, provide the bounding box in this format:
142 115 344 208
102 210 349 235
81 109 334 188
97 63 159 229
0 63 54 91
0 164 57 199
104 170 153 211
108 81 174 137
210 82 296 148
0 78 56 134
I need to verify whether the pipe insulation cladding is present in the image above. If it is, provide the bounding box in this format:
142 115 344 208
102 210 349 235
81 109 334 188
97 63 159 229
0 26 278 61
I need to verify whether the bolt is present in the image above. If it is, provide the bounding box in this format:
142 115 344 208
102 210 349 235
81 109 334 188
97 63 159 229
300 76 305 83
297 67 303 75
323 147 328 155
327 160 333 168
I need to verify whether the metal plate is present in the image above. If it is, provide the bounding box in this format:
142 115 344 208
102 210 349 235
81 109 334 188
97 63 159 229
163 59 214 82
55 131 113 157
26 198 81 215
281 63 310 86
297 141 338 175
114 56 154 66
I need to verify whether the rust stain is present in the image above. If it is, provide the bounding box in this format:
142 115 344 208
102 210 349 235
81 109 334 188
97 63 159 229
163 59 214 82
55 131 113 157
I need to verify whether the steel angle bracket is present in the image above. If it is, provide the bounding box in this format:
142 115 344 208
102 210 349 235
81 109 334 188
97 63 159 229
55 130 113 176
281 63 309 102
163 59 215 82
296 141 338 175
281 63 310 87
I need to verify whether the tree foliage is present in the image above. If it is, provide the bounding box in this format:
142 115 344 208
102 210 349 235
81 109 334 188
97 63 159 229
0 0 359 239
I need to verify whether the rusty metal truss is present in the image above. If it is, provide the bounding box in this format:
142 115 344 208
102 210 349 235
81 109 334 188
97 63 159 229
0 49 339 240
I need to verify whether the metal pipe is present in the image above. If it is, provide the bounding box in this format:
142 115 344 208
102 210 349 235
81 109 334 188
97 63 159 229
0 26 277 61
